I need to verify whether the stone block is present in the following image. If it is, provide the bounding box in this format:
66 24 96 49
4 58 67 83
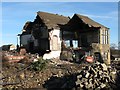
85 72 90 78
100 83 106 88
100 63 108 71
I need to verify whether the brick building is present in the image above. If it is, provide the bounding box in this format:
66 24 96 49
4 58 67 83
19 11 110 64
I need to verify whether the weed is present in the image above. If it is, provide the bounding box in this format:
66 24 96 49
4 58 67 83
30 57 48 71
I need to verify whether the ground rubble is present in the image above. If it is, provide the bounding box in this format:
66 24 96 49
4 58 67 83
1 51 120 89
1 57 81 89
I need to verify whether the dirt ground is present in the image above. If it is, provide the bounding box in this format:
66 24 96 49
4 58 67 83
1 59 83 89
1 57 120 89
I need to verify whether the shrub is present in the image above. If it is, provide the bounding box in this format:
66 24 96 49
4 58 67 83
30 57 48 71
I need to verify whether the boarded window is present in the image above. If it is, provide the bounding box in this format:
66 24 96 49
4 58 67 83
52 35 58 50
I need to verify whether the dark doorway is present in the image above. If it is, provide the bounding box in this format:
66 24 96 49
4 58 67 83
81 35 88 47
94 52 103 63
29 42 34 53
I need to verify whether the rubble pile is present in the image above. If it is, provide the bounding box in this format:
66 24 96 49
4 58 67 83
111 60 120 88
76 62 117 89
1 51 119 89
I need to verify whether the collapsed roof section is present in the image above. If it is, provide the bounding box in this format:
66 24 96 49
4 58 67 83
62 14 109 32
22 21 34 35
74 14 108 29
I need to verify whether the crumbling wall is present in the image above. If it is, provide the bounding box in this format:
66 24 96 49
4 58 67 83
43 29 61 59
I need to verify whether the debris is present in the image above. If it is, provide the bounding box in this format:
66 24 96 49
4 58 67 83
19 48 26 55
100 63 108 71
85 71 90 78
75 61 117 89
1 51 120 89
19 73 25 79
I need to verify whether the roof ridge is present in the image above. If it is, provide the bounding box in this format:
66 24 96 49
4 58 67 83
37 11 69 19
75 13 89 18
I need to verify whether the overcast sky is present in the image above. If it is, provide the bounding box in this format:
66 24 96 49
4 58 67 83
1 2 118 46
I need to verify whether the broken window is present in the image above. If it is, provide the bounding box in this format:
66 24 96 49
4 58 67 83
105 30 108 44
64 40 78 48
73 40 78 48
64 40 70 47
101 29 108 44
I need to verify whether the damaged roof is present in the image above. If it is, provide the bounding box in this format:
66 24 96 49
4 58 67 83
37 11 70 29
75 14 108 29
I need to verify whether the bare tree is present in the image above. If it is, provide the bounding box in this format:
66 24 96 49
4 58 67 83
110 43 120 58
110 43 118 50
118 42 120 50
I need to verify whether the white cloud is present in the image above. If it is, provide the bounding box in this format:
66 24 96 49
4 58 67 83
82 14 112 19
81 10 118 20
109 11 118 15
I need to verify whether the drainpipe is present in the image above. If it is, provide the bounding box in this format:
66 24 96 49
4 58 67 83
17 34 21 47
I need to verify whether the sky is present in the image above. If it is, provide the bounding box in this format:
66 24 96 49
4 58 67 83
1 2 119 46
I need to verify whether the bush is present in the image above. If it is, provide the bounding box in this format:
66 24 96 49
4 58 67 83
30 57 48 71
